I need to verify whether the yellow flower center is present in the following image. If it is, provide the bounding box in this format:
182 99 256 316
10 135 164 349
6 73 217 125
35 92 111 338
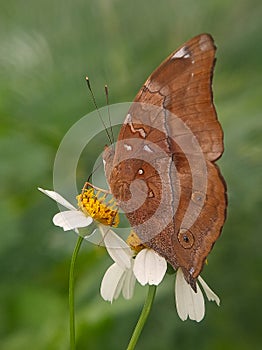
77 188 119 227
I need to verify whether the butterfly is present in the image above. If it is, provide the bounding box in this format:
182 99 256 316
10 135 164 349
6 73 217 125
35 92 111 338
103 33 227 291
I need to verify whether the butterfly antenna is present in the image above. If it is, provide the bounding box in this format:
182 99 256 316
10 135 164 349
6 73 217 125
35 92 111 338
105 84 115 146
87 161 103 183
85 76 113 144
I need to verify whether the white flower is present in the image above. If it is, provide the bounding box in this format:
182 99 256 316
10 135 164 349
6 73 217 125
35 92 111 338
100 262 136 302
100 227 136 302
175 267 220 322
133 248 167 286
38 188 93 231
100 229 167 302
99 225 133 269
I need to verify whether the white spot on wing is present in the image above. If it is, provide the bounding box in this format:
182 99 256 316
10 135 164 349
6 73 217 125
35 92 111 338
199 35 211 51
172 46 190 59
189 267 195 275
138 129 146 138
124 113 132 124
124 144 132 151
143 144 153 153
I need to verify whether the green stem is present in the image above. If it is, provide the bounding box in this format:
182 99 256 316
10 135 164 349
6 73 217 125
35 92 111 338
127 285 157 350
69 235 84 350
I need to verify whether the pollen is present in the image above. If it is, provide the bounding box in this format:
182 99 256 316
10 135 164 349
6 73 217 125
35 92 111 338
77 188 119 227
127 230 146 253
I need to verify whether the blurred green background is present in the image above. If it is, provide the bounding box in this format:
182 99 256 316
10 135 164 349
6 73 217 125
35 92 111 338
0 0 261 349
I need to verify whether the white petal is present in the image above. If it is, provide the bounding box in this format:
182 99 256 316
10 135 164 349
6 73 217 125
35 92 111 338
198 276 220 306
122 264 136 300
53 210 93 231
99 226 133 269
100 263 126 303
38 188 76 210
175 268 205 322
133 249 167 286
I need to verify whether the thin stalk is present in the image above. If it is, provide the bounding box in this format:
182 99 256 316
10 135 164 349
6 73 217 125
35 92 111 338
127 285 157 350
69 235 84 350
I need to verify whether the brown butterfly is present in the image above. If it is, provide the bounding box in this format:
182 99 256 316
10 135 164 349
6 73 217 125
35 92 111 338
103 33 227 291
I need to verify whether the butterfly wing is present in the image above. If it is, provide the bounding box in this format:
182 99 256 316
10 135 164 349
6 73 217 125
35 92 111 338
104 34 227 290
